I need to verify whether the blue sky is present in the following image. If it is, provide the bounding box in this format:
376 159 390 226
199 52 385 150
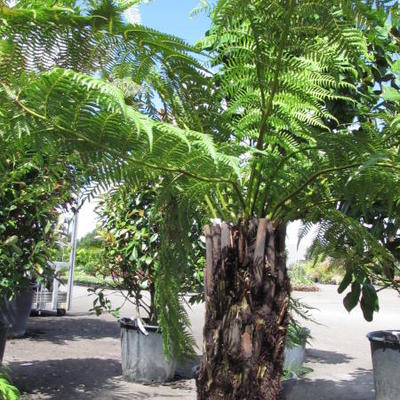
140 0 211 44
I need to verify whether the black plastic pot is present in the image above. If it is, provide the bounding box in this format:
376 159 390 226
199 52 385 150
0 321 9 364
367 330 400 400
119 317 176 383
0 288 34 337
281 371 297 400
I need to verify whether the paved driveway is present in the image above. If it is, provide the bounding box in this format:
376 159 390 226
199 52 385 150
3 284 399 399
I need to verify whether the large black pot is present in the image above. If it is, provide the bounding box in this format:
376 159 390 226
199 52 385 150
0 288 34 338
367 330 400 400
281 371 297 400
0 321 9 363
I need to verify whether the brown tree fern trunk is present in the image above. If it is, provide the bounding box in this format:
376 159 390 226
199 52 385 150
196 219 290 400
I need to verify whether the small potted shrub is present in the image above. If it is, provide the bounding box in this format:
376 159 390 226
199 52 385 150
284 322 311 370
93 183 204 383
284 298 312 370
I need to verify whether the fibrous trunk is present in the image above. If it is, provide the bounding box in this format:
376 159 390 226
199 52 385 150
197 219 290 400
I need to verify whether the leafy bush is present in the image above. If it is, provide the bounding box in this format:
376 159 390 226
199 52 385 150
288 263 315 286
289 258 345 285
75 247 103 276
0 136 80 299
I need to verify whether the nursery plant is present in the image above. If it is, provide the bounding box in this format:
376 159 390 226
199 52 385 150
0 134 82 300
92 182 204 358
1 1 400 399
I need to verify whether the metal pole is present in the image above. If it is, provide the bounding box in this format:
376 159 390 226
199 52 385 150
51 262 58 311
66 211 79 311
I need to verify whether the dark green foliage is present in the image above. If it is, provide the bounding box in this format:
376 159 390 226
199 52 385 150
301 1 400 318
343 282 361 313
338 269 353 294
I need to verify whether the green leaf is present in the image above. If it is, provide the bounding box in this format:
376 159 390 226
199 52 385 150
150 233 158 243
2 236 18 247
382 85 400 102
338 269 352 294
360 296 373 322
391 59 400 75
375 26 388 41
44 221 51 234
360 283 379 321
129 247 138 261
343 282 361 312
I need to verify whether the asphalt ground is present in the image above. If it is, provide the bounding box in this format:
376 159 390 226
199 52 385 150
3 284 399 399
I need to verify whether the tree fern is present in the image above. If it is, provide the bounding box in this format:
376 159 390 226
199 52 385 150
2 1 400 389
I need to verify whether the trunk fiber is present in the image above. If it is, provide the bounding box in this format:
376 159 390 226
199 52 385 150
196 219 290 400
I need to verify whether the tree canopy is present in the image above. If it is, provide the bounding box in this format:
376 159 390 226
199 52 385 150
1 0 399 328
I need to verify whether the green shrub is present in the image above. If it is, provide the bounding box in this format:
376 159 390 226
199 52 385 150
0 137 80 299
75 247 103 276
288 263 315 286
289 258 345 285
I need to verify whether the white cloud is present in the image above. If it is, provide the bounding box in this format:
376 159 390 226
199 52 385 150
76 198 101 239
286 220 316 265
124 5 141 24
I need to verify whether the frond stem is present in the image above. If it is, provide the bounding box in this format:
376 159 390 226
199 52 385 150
271 162 361 219
245 0 295 217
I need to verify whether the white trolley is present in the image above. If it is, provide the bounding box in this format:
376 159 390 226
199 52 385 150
31 211 79 316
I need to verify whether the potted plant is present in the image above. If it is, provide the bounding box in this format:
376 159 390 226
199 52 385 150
93 183 204 383
367 330 400 400
0 137 81 337
0 321 8 364
284 322 311 371
284 298 313 371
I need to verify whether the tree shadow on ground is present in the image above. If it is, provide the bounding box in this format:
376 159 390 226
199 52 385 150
10 358 195 400
22 316 120 344
306 348 353 364
10 358 122 400
290 368 374 400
